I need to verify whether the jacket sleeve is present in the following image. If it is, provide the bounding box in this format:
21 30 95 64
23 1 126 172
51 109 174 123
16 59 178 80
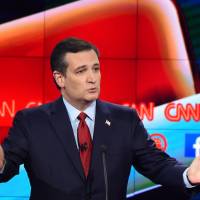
131 109 187 188
0 111 29 182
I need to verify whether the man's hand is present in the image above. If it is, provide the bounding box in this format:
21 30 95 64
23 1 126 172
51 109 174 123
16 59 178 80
0 145 5 170
187 156 200 185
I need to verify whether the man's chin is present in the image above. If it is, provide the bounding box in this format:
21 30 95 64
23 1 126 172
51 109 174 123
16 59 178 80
85 94 99 102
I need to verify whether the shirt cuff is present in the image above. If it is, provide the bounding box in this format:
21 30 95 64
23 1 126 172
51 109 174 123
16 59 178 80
183 168 196 188
0 160 6 174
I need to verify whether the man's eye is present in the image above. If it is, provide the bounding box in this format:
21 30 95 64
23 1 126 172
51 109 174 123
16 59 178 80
76 69 86 74
94 67 100 71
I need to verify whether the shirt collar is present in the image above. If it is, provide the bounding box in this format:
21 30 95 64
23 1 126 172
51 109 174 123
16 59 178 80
62 97 96 122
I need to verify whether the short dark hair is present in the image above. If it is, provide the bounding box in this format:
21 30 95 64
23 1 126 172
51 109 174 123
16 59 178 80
50 37 99 75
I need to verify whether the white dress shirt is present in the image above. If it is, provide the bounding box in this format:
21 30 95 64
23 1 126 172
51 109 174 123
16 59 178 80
62 97 96 149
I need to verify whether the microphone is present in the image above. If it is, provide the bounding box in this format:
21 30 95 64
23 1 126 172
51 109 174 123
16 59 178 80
100 145 109 200
79 142 88 152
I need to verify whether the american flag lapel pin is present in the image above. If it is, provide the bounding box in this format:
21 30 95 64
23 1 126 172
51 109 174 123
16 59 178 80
105 120 111 126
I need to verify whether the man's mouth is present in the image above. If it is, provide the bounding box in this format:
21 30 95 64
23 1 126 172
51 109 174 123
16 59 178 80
88 88 98 93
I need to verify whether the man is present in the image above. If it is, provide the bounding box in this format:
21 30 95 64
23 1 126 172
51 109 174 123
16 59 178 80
0 37 200 200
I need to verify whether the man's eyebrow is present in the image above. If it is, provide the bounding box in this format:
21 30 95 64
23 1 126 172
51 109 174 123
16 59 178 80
75 63 100 70
75 65 87 71
93 63 100 66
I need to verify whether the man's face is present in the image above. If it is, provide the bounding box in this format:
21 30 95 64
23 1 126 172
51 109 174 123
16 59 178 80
54 49 101 110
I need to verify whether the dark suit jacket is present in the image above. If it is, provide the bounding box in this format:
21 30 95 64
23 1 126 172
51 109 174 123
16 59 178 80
0 97 186 200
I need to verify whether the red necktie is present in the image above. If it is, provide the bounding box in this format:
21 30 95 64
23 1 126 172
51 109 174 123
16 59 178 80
77 112 92 177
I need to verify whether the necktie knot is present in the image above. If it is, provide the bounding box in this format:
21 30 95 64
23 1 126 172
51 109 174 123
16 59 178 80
78 112 87 121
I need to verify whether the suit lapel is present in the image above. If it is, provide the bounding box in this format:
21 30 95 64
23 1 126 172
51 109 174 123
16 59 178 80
91 100 112 170
48 97 85 181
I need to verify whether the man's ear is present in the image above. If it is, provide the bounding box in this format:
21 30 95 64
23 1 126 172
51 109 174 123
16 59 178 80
53 71 65 88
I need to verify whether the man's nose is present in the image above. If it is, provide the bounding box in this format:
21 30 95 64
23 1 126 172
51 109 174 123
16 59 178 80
87 71 96 83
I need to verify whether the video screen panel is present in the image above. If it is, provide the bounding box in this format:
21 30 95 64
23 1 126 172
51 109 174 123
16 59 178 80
0 58 44 126
0 13 44 57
